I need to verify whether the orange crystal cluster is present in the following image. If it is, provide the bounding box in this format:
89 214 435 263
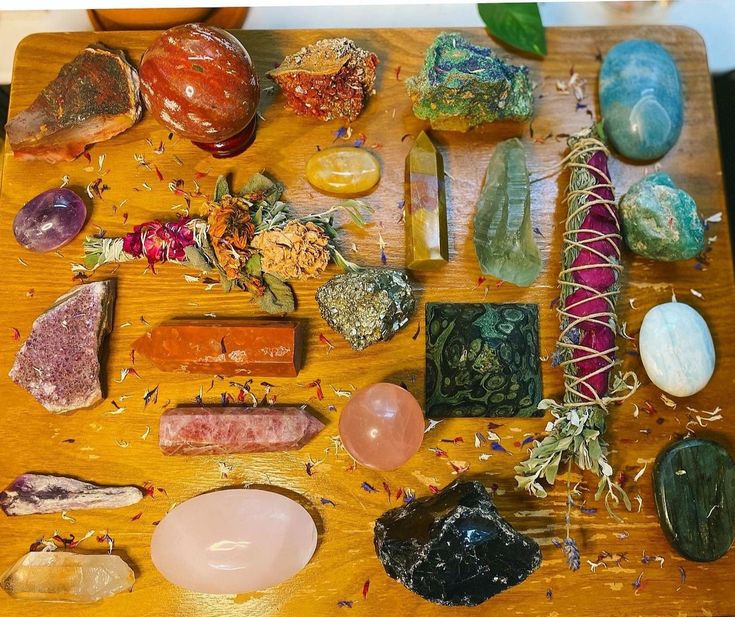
268 38 378 122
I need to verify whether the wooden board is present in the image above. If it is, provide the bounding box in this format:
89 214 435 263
0 26 733 617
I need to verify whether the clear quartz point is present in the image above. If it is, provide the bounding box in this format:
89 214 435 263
1 552 134 603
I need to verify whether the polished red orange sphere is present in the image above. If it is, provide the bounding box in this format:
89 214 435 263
139 23 259 144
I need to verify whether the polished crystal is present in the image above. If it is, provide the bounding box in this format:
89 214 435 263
306 146 380 195
405 131 448 270
13 188 86 252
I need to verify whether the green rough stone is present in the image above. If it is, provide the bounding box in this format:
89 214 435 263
620 172 704 261
405 32 534 132
653 438 735 562
425 303 542 418
473 138 541 287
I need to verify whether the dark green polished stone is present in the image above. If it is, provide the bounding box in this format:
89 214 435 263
653 438 735 562
425 303 542 418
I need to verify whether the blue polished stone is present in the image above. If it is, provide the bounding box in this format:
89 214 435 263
599 39 683 161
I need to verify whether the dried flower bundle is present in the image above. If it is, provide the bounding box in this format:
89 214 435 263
515 126 638 513
81 173 371 314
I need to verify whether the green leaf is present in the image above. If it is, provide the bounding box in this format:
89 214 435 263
477 2 547 57
255 273 295 314
245 253 262 276
213 175 230 201
183 246 213 272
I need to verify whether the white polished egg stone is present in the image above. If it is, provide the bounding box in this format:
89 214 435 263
150 489 318 594
639 302 715 397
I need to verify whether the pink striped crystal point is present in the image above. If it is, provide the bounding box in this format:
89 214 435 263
159 406 325 455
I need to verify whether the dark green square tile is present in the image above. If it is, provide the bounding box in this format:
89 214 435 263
425 303 542 417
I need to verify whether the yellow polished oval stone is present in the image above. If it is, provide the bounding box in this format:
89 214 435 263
306 147 380 195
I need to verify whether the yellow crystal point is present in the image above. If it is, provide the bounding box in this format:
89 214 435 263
305 146 380 196
405 131 449 270
1 551 135 603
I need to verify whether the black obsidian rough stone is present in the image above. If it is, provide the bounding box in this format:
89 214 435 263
373 480 542 606
653 438 735 562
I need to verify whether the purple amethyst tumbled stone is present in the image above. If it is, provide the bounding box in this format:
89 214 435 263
13 188 87 252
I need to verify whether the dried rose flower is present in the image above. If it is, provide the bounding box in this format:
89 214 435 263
252 221 330 280
122 217 194 268
207 194 256 279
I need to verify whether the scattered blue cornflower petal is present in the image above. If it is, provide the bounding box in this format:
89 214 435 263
220 392 228 406
334 127 348 140
337 600 353 608
520 436 535 446
580 507 598 515
380 249 387 265
491 442 507 453
353 137 365 147
320 497 336 507
361 481 377 493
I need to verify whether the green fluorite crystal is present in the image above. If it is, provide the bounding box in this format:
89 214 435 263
473 138 541 287
425 303 542 418
653 439 735 562
406 32 534 131
405 131 449 270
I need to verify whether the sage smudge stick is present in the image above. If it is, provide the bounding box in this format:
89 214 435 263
515 127 638 516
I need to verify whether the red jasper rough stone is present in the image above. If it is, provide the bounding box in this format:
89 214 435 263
139 23 259 144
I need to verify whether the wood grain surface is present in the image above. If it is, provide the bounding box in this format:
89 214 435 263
0 26 733 617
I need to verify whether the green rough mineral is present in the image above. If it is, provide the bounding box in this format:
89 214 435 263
405 131 449 270
315 268 416 351
620 172 704 261
425 303 542 418
405 32 534 131
653 438 735 562
473 138 541 287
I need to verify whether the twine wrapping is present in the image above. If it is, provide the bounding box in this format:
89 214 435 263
515 127 638 507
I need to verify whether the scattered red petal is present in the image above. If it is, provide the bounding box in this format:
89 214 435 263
305 378 324 401
10 327 20 341
395 66 401 80
319 333 335 352
194 169 210 179
395 487 403 501
154 165 164 181
643 401 656 415
362 579 370 599
476 276 487 288
496 280 504 287
83 151 92 162
131 511 143 521
428 485 439 494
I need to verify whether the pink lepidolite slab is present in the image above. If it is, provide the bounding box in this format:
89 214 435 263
150 489 318 594
159 406 324 455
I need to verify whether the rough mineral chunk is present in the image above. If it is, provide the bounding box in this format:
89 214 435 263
620 172 704 261
268 38 378 122
405 131 449 270
0 474 142 516
374 480 542 606
9 280 116 413
473 137 541 286
406 32 533 131
134 320 303 377
159 406 324 455
1 551 135 603
5 44 142 163
315 268 416 351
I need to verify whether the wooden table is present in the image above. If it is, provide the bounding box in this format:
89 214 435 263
1 26 733 617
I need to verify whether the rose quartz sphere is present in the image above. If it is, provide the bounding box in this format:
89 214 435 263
339 383 425 471
150 489 317 594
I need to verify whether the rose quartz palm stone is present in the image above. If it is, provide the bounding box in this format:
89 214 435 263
339 383 425 471
150 489 317 594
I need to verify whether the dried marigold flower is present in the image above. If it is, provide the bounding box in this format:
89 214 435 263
268 38 378 122
206 194 256 279
252 221 330 280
